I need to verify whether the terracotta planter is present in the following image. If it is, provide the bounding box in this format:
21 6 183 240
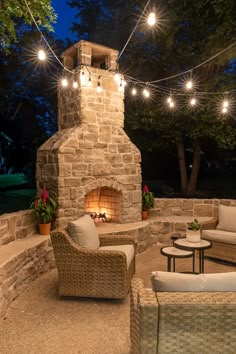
186 229 201 243
38 223 51 235
142 210 148 220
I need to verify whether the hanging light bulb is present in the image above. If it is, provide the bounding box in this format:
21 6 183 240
38 49 46 61
222 107 228 114
73 81 78 89
131 88 137 95
61 78 68 87
114 73 120 83
143 88 150 98
119 79 124 92
169 101 175 108
97 77 102 93
80 69 87 86
147 12 156 26
167 96 172 103
88 73 92 86
190 97 197 106
186 80 193 90
222 100 229 108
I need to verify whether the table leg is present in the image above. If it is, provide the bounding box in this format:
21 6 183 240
192 251 195 273
167 256 171 272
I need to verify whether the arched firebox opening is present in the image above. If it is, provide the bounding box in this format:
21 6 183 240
84 187 121 222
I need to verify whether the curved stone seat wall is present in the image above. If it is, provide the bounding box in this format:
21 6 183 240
0 235 55 319
148 198 236 244
0 210 36 246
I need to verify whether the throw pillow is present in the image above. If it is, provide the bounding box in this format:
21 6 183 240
68 215 100 250
217 204 236 232
151 271 236 292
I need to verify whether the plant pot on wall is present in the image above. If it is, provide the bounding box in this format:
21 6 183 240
38 223 51 235
142 210 148 220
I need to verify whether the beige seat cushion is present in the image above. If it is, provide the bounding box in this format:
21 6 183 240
217 204 236 232
202 229 236 244
99 245 134 269
68 215 100 250
151 271 236 292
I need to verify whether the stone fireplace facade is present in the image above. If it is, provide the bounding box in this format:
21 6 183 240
36 40 142 228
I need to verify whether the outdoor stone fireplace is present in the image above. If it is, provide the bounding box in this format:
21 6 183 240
36 40 142 228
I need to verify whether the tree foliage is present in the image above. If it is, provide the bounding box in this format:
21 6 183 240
0 0 56 51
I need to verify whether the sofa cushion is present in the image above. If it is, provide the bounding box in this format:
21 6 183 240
99 245 134 269
202 229 236 244
68 215 100 250
151 271 236 292
217 205 236 232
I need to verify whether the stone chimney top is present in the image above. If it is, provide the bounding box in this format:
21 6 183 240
61 40 119 71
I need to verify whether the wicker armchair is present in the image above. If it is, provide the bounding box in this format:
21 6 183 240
201 218 236 263
130 278 236 354
50 230 136 299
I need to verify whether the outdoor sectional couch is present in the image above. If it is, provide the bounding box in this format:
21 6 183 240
201 204 236 263
130 276 236 354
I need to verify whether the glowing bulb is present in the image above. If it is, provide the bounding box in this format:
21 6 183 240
186 80 193 90
222 107 228 114
147 12 156 26
80 71 86 85
114 73 120 83
38 49 46 61
167 96 172 103
190 98 197 106
143 89 150 98
73 81 78 89
131 88 137 95
222 100 229 108
169 101 175 108
97 82 102 93
88 76 92 86
61 78 68 87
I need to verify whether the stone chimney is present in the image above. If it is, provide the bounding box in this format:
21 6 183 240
36 40 142 228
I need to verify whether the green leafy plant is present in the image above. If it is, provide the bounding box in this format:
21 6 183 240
30 186 58 224
142 185 154 211
188 218 201 231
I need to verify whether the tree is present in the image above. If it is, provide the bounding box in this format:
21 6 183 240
0 0 56 52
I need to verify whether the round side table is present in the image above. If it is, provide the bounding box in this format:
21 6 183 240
174 238 212 273
160 246 193 272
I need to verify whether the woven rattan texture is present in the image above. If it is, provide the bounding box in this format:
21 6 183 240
50 230 135 299
130 278 236 354
202 217 236 263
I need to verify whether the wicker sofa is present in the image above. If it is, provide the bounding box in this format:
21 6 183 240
50 229 136 299
201 205 236 263
130 277 236 354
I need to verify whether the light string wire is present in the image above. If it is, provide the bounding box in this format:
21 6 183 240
23 0 73 73
118 0 151 60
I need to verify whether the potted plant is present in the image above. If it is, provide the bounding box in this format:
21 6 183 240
186 218 201 242
30 186 58 235
142 184 154 220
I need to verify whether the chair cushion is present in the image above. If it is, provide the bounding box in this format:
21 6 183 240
99 245 134 269
68 215 100 250
217 204 236 232
151 271 236 292
202 229 236 244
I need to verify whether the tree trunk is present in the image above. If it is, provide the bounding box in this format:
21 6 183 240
176 139 188 195
187 141 201 196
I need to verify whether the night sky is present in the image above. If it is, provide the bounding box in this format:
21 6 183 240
52 0 77 40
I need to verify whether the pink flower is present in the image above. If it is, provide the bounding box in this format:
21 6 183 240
41 186 48 204
143 185 149 193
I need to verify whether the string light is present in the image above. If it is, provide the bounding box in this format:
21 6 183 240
143 88 150 98
38 49 46 61
167 96 172 103
72 81 78 89
131 87 137 95
147 12 156 26
61 78 68 88
190 97 197 106
222 100 229 108
186 80 193 90
88 73 92 86
97 76 102 93
114 73 120 83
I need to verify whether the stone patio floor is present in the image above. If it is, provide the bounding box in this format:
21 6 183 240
0 244 236 354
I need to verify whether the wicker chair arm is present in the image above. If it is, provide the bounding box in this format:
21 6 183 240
99 234 137 252
201 217 218 230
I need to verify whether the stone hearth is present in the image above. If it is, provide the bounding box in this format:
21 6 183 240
36 40 142 228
